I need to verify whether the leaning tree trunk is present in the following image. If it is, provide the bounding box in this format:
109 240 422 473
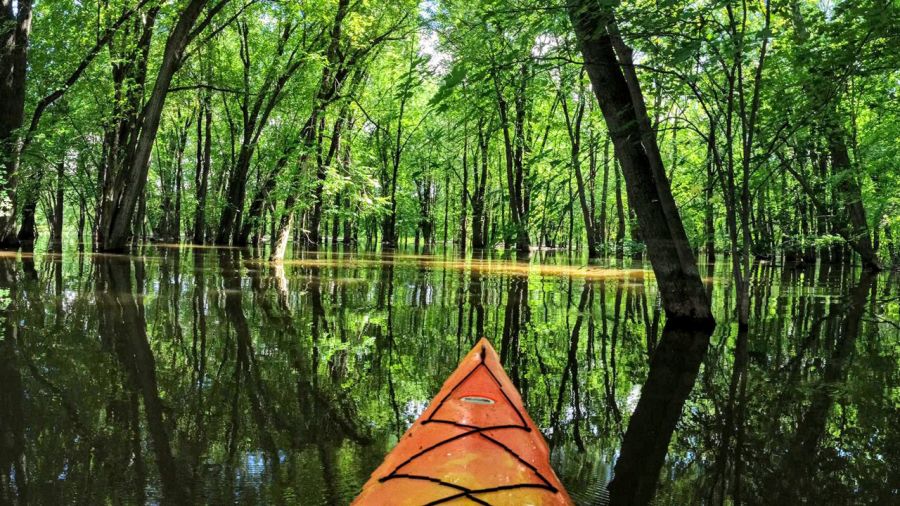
96 0 211 252
569 2 713 322
827 123 881 269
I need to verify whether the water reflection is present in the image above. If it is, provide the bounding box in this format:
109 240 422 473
0 248 896 505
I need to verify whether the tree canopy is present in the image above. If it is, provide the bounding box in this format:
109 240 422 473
1 0 897 272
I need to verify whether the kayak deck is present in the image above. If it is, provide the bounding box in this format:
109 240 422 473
353 338 572 505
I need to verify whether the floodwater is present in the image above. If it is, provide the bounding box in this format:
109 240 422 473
0 246 897 505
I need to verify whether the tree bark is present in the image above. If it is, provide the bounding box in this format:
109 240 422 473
599 137 610 246
569 2 713 321
704 122 716 264
0 0 33 247
614 158 625 258
471 120 489 249
96 0 213 252
216 21 314 245
459 126 469 253
15 194 36 245
562 86 601 258
192 96 211 244
48 159 64 251
788 1 881 270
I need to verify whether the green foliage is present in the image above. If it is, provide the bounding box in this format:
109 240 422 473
8 0 898 263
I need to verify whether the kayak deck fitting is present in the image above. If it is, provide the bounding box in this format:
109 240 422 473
353 338 573 505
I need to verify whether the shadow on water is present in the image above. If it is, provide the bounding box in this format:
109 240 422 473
0 246 897 505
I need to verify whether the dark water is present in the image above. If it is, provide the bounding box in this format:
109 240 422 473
0 247 897 505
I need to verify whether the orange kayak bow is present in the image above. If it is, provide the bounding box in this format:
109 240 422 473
353 338 573 505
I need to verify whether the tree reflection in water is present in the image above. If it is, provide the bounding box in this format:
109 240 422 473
0 247 896 505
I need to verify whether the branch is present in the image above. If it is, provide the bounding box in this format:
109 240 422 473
21 0 155 152
169 83 241 94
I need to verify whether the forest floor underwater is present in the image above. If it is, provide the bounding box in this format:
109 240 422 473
0 244 897 505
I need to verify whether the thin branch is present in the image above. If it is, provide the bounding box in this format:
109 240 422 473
21 0 156 153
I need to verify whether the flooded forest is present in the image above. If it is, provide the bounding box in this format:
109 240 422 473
1 0 898 504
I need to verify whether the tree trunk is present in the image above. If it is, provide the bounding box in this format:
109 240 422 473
307 114 328 247
442 169 450 245
192 96 211 244
788 1 881 270
492 64 531 254
48 160 64 251
512 65 530 254
174 145 183 243
563 85 601 258
569 2 713 321
705 123 716 264
215 21 313 246
0 0 32 247
271 0 360 259
382 50 416 249
599 137 610 246
15 195 36 245
459 127 468 253
828 125 881 269
96 0 211 252
471 120 489 249
77 195 86 251
614 158 625 258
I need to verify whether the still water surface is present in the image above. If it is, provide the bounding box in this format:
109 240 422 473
0 247 897 505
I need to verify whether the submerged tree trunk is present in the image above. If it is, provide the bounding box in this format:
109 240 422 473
827 124 880 269
459 126 469 253
562 82 601 258
788 1 881 270
471 120 489 249
705 122 716 264
569 2 713 321
48 160 64 251
15 195 36 246
0 0 33 247
192 96 212 244
96 0 213 252
492 64 531 254
614 159 625 258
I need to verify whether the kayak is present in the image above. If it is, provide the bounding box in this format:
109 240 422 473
353 338 573 505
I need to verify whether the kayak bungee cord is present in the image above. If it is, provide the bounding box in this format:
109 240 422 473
353 339 573 505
